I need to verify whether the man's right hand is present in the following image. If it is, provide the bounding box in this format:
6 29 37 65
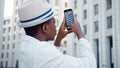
70 18 85 39
54 18 71 47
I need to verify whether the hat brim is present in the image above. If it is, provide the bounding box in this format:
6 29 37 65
18 9 55 28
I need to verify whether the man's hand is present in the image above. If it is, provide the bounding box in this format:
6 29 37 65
54 18 71 47
70 18 85 39
54 18 84 47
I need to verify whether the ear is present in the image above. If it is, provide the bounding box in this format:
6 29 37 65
42 24 48 33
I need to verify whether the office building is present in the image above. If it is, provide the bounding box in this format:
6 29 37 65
0 0 26 67
71 0 120 68
0 0 5 67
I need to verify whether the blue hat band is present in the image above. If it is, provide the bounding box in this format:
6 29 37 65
20 8 53 23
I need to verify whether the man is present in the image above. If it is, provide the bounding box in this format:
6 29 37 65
17 0 96 68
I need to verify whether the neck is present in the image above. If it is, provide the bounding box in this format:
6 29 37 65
34 33 48 41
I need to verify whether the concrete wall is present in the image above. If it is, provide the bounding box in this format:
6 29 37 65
0 0 4 63
113 0 120 68
77 0 120 68
0 1 4 43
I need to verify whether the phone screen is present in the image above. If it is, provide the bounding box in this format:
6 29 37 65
64 9 74 30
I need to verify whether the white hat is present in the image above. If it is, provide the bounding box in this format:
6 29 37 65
18 0 54 28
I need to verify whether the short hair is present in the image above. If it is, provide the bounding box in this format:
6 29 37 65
24 19 51 37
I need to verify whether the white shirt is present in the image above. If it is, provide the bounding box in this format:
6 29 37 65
18 35 96 68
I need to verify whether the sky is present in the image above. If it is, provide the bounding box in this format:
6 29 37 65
4 0 14 18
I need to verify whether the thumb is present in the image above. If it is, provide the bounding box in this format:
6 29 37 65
70 23 74 29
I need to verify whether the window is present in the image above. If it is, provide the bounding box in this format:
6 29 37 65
107 36 113 47
4 21 6 25
13 34 16 40
74 0 77 9
13 43 15 49
21 0 23 3
3 36 5 41
12 52 15 58
8 20 10 24
6 61 8 68
83 10 87 19
47 0 50 3
8 27 11 32
1 53 4 58
107 36 114 68
106 0 112 10
84 0 87 4
94 4 98 15
15 17 17 22
3 28 6 33
0 61 3 68
94 21 99 32
63 51 67 54
83 25 87 35
55 0 59 6
8 35 10 41
19 33 21 38
7 44 9 49
16 60 19 68
15 9 17 14
16 0 18 6
4 20 10 25
6 52 9 58
12 52 15 57
7 20 10 24
107 16 112 29
2 44 5 50
14 26 16 31
94 39 99 68
65 2 67 8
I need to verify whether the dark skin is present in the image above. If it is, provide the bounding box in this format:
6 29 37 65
34 18 56 41
34 17 85 47
54 18 85 47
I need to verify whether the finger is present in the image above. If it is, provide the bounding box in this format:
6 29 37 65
70 23 74 27
73 17 78 23
61 18 65 27
65 30 72 35
61 18 66 29
63 17 65 24
63 18 66 28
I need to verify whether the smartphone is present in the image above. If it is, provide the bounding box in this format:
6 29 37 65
64 9 74 30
